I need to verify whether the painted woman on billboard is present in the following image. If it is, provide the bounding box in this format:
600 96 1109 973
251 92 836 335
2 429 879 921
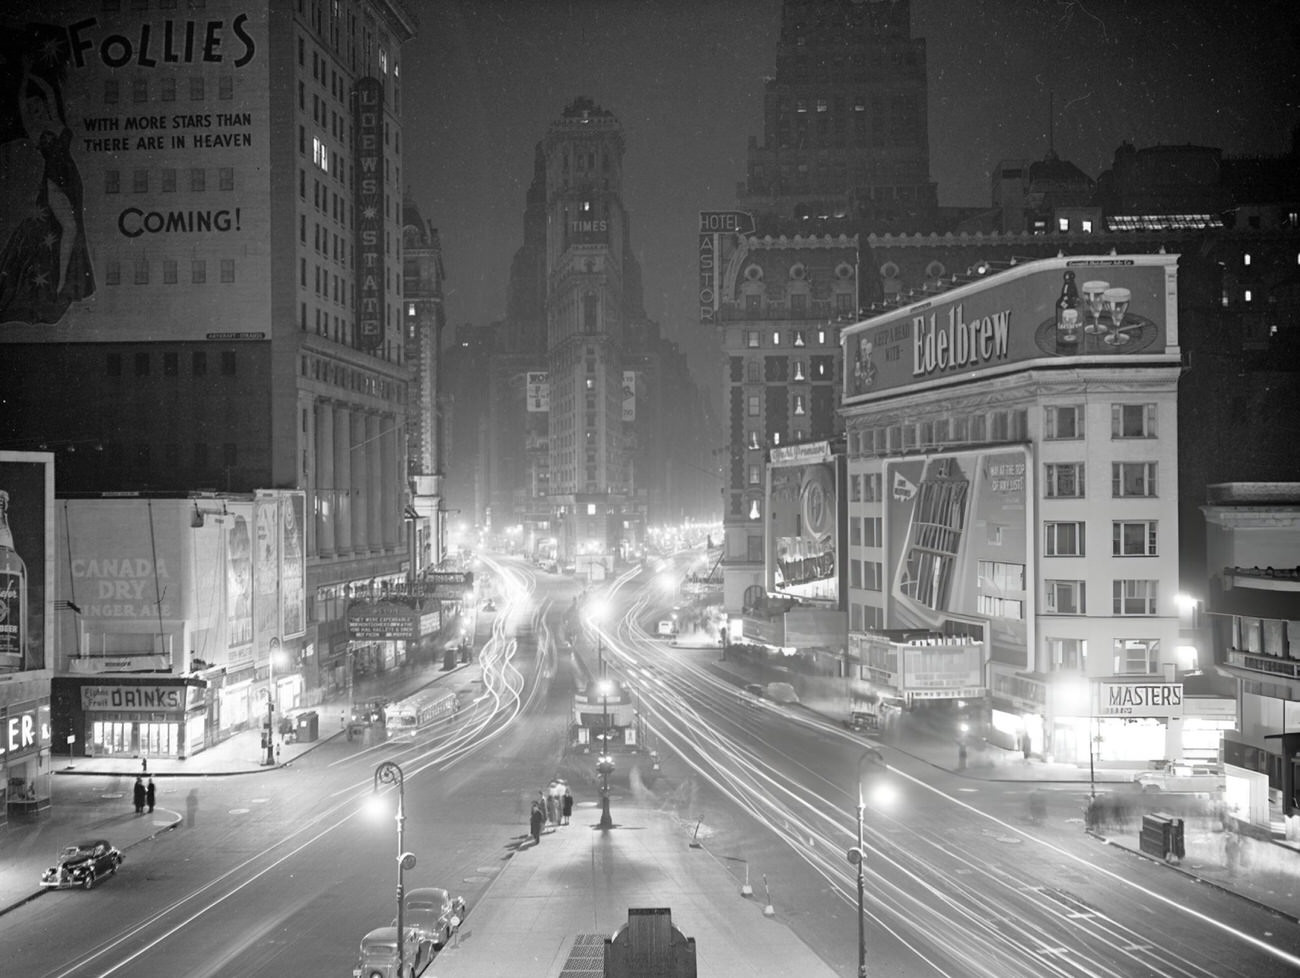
0 24 95 325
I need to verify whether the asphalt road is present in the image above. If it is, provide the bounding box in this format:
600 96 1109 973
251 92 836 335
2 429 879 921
7 556 1299 977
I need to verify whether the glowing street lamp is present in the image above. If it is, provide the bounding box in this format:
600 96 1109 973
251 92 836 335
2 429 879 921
596 678 616 830
371 761 415 978
847 748 893 978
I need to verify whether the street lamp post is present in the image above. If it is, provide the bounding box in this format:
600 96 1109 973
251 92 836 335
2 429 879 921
373 761 412 978
597 678 614 830
850 748 876 978
264 637 280 766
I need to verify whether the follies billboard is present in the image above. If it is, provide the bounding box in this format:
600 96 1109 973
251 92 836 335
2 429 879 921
766 441 842 606
0 3 271 341
844 254 1179 401
884 447 1032 667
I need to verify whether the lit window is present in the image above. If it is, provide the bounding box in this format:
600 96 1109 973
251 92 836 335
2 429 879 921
1244 289 1252 302
1243 253 1251 266
1081 219 1093 233
1058 217 1069 232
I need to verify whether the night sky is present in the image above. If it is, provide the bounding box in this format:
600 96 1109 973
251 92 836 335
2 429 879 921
403 0 1299 380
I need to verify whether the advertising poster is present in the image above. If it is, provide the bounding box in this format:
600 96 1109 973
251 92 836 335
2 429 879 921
253 493 279 647
845 255 1177 401
225 504 253 654
622 371 636 422
526 371 549 413
0 452 53 672
767 444 841 604
884 448 1030 666
280 493 305 639
0 4 271 340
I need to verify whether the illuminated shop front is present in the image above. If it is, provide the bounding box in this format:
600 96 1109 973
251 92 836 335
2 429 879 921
67 678 207 761
4 699 52 819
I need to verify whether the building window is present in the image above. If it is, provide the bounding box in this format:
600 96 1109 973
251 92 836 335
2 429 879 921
219 167 234 190
1112 403 1156 438
1112 462 1156 497
104 79 118 104
977 595 1023 619
1045 579 1086 614
1112 521 1157 556
850 560 862 589
1113 579 1157 615
1044 521 1085 556
134 352 149 376
132 168 148 193
1046 637 1087 672
105 170 120 194
161 77 175 101
864 562 883 591
218 75 233 100
221 351 236 375
1044 404 1083 439
1044 463 1084 498
105 260 120 285
863 472 881 502
1114 638 1159 674
163 352 178 376
132 76 148 102
748 464 761 486
106 353 121 377
850 519 862 546
979 560 1025 592
190 168 206 192
863 516 882 547
193 352 207 376
162 259 177 284
192 260 206 283
746 330 761 348
747 394 760 416
220 259 235 283
133 259 149 284
189 75 204 100
162 168 176 192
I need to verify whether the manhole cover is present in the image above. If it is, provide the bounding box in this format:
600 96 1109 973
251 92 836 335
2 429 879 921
228 808 250 815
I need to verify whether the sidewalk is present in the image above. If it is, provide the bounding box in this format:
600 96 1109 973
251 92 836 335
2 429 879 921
0 652 481 918
432 802 839 978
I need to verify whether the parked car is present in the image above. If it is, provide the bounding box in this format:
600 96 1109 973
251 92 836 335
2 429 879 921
1133 761 1225 794
400 886 466 952
353 925 427 978
40 839 123 890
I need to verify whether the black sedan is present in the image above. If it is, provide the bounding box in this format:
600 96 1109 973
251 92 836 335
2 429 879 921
40 839 124 890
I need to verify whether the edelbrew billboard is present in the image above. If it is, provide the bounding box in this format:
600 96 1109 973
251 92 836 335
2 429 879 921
844 254 1178 401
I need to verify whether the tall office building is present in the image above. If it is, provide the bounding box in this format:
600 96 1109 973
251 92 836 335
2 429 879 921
0 2 423 759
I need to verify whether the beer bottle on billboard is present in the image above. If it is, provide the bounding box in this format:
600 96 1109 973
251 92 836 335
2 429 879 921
0 490 28 672
1055 270 1080 331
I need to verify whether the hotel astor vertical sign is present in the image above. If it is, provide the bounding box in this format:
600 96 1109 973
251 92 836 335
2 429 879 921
354 77 385 352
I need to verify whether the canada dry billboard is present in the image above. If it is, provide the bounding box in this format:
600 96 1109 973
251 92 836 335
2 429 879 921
845 254 1177 401
884 447 1031 666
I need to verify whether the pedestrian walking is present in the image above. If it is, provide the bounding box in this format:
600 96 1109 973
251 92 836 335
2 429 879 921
529 801 544 845
146 777 156 813
562 786 573 826
546 779 561 826
132 776 146 814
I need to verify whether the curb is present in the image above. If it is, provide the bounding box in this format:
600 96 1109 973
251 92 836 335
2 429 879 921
0 810 183 918
1094 832 1300 925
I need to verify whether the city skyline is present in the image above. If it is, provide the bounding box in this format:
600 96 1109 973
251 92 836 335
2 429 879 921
405 0 1298 378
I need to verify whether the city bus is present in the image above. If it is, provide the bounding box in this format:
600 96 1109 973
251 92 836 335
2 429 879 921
384 687 459 740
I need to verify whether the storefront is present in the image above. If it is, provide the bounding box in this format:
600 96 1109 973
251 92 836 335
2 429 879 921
4 698 52 820
70 678 206 761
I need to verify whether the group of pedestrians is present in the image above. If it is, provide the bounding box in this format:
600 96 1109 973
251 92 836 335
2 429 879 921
132 775 156 814
528 778 574 845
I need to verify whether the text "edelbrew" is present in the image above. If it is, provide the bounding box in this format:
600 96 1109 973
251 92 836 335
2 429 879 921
912 303 1011 377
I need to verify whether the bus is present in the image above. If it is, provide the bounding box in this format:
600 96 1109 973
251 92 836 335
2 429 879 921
384 687 459 740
